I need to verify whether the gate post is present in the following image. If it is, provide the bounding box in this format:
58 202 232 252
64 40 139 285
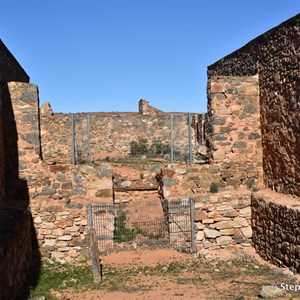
189 195 196 253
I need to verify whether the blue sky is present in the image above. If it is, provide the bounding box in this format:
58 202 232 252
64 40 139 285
0 0 299 113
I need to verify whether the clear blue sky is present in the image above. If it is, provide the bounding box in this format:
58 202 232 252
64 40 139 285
0 0 299 113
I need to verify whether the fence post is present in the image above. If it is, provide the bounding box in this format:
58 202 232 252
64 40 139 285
189 195 196 253
188 113 193 165
87 201 93 229
170 114 174 164
87 114 91 163
71 113 75 165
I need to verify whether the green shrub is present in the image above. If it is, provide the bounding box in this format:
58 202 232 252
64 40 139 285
130 138 170 156
114 212 136 243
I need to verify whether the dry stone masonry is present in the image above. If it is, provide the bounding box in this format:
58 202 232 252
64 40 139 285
0 13 300 299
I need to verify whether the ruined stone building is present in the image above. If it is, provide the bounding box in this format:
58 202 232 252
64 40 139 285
0 12 299 298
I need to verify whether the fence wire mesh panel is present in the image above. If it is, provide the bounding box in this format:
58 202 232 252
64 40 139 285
88 199 170 252
163 197 195 252
70 112 207 165
88 203 115 252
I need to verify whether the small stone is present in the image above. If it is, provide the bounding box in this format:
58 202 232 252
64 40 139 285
59 235 72 241
233 217 249 227
194 210 208 221
195 222 205 230
203 241 216 249
241 226 252 238
196 231 204 241
258 285 285 299
44 239 56 247
65 225 80 232
175 168 187 175
204 228 221 238
214 221 234 230
202 219 215 224
216 236 232 246
41 222 55 230
239 207 251 217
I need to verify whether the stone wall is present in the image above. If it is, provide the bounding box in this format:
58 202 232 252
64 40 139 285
0 41 35 299
157 164 221 198
259 16 300 197
252 190 300 273
165 189 252 251
30 164 113 204
5 82 41 180
207 75 263 188
31 198 89 263
0 209 33 299
207 13 300 196
194 189 252 250
40 104 199 164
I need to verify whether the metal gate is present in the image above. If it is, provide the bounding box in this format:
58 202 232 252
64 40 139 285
87 196 195 253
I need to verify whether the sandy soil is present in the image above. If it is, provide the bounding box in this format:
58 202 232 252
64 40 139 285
56 246 300 300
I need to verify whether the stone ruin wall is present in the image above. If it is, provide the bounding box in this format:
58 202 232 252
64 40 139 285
0 39 35 299
207 75 263 188
207 13 300 197
252 191 300 273
259 16 300 197
40 102 199 165
208 13 300 271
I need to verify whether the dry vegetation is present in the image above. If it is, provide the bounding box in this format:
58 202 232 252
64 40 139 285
29 247 300 300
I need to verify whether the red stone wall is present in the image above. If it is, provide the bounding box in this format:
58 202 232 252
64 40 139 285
40 106 199 164
6 82 41 180
259 19 300 197
206 76 263 188
207 14 300 196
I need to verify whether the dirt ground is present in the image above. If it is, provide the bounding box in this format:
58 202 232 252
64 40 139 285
56 245 300 300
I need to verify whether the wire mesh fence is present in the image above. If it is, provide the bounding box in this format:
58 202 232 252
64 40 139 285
71 113 208 165
87 196 195 253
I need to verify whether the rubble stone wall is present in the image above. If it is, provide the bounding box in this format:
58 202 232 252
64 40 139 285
166 189 252 251
0 209 32 300
207 14 300 196
207 76 263 188
193 189 252 250
5 82 41 181
252 190 300 273
259 17 300 197
31 198 89 263
40 108 197 164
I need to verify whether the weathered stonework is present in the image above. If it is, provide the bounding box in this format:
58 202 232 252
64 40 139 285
194 190 252 249
0 209 33 300
40 106 200 164
207 75 263 187
208 13 300 197
252 190 300 273
31 198 89 262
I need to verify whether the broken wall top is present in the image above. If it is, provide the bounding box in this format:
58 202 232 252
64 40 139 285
207 13 300 77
